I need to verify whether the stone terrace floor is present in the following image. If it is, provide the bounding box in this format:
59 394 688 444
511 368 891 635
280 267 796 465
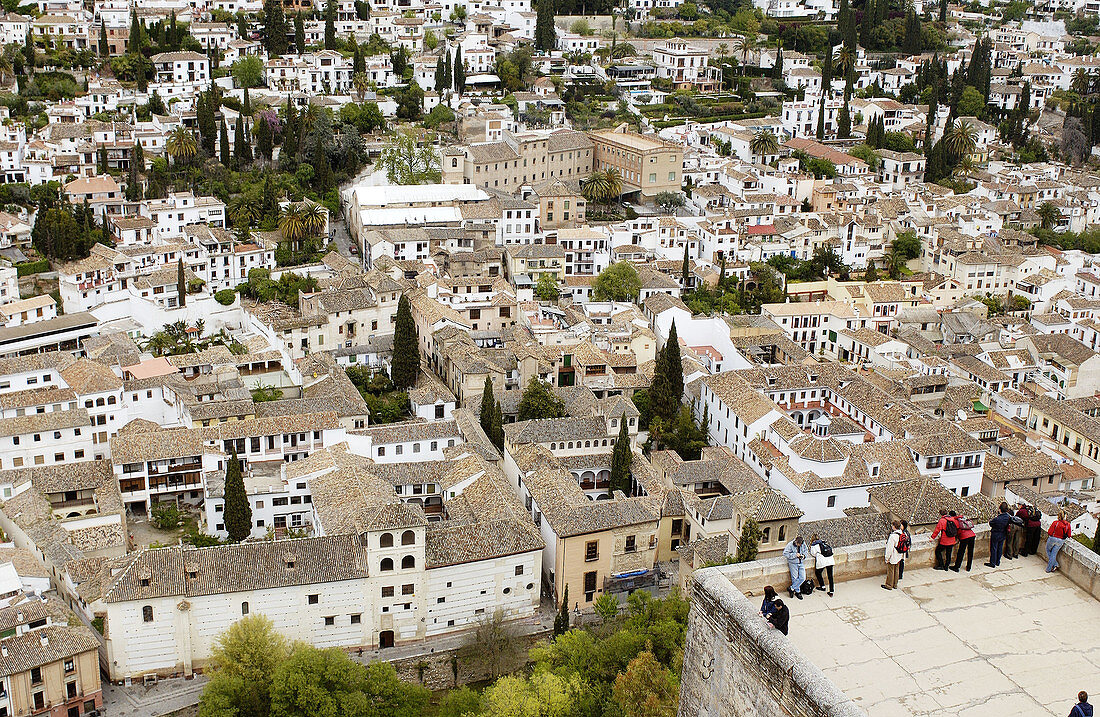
785 557 1100 716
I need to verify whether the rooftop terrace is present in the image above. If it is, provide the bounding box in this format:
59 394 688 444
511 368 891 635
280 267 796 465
788 561 1100 715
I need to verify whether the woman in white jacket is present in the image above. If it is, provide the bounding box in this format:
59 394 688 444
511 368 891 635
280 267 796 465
809 533 835 597
882 520 905 591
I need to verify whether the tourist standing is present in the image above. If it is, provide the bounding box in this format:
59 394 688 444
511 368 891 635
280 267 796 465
1069 691 1093 717
783 536 808 600
951 511 976 572
986 502 1013 568
1046 510 1073 573
809 533 835 597
1025 503 1043 557
1005 503 1024 559
931 508 958 570
882 520 905 590
898 520 912 581
1015 503 1032 556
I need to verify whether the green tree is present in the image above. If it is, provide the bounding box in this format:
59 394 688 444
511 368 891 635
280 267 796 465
219 119 231 166
453 45 465 94
256 115 273 161
665 322 683 406
481 672 578 717
517 378 566 421
593 262 641 302
1038 201 1060 231
324 0 336 49
391 294 419 390
608 415 632 496
479 377 504 449
294 13 305 54
535 0 556 51
98 20 109 57
222 453 251 542
593 593 619 622
435 54 446 92
380 131 440 184
681 243 690 285
734 518 762 562
837 103 851 139
232 55 265 88
957 85 986 118
458 609 524 681
263 0 289 56
177 258 186 307
199 615 288 717
612 650 678 717
553 585 570 635
535 272 560 301
234 116 252 167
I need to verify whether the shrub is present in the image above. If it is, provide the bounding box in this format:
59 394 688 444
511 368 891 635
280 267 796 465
215 289 237 305
151 502 184 530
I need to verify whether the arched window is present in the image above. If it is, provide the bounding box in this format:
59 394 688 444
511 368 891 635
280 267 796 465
778 525 787 541
401 555 415 569
142 606 153 622
95 397 105 407
108 396 117 405
401 530 415 545
380 532 394 548
380 558 394 571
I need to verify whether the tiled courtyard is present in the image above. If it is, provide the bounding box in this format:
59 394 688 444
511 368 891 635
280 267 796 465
786 557 1100 716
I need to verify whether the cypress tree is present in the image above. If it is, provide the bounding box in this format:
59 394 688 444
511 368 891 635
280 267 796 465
236 117 253 165
237 13 248 39
197 93 217 156
128 9 142 53
554 585 570 635
443 49 452 90
734 518 762 562
491 399 504 449
391 294 419 390
177 257 186 307
772 44 783 81
650 343 675 425
816 101 826 139
23 31 33 72
453 46 465 94
101 207 110 244
283 97 298 157
219 119 230 166
256 115 272 160
324 0 336 49
435 54 445 92
312 133 330 192
294 13 305 54
535 0 556 52
608 415 632 496
98 20 108 57
939 0 947 23
681 243 690 285
480 376 495 435
243 86 251 116
169 11 178 48
666 321 683 405
263 0 288 56
903 7 921 55
838 103 851 138
262 173 276 215
822 42 833 91
222 453 252 542
353 43 364 74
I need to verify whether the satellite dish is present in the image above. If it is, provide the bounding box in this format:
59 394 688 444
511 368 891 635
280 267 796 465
956 409 967 421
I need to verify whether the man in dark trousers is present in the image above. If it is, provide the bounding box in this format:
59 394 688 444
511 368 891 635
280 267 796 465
986 502 1013 568
1015 503 1032 556
930 508 957 570
1024 503 1043 557
766 598 790 636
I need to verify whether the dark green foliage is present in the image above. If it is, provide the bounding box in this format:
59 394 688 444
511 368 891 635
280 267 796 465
233 116 252 167
554 585 570 635
837 103 851 138
236 268 317 307
263 0 288 56
435 54 446 92
535 0 556 51
98 20 108 57
734 518 762 562
214 289 236 305
517 377 566 421
345 367 410 424
219 119 230 166
608 416 632 496
255 114 272 160
324 0 336 49
177 258 186 307
453 46 465 94
479 377 504 449
32 207 99 260
294 13 305 54
391 294 419 390
222 453 251 542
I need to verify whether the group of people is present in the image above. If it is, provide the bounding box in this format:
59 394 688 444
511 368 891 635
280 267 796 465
782 534 836 600
930 502 1073 574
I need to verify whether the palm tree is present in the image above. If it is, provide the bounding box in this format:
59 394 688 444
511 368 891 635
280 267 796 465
279 204 306 246
883 246 905 279
229 195 260 227
1037 201 1060 231
1071 68 1091 96
582 170 610 205
300 201 326 240
945 119 977 160
603 167 623 204
835 45 854 82
733 32 757 75
352 72 370 101
750 129 779 161
952 155 975 182
166 126 197 166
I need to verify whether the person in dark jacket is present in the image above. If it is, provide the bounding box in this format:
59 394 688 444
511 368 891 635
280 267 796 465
951 510 976 572
1004 502 1022 560
766 598 789 635
898 520 912 581
760 585 778 618
1070 691 1093 717
1015 503 1031 556
1025 504 1043 556
986 502 1013 567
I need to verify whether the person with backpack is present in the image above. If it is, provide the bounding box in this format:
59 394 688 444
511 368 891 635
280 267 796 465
931 508 958 570
783 536 808 600
1015 503 1033 556
1046 510 1073 573
897 520 912 582
986 501 1013 568
760 585 779 618
1070 691 1093 717
766 598 790 635
809 532 835 597
882 519 905 590
1006 502 1025 559
1025 504 1043 557
950 510 977 572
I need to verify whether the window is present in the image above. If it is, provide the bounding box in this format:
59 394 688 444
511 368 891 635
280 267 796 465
778 525 787 541
324 616 335 626
401 555 416 569
761 527 771 543
308 594 319 604
401 530 415 545
380 532 394 547
827 495 836 508
584 570 597 601
142 605 153 622
381 558 394 571
625 535 636 553
402 583 414 595
351 614 361 624
515 565 524 576
585 541 598 561
64 658 75 673
382 586 395 597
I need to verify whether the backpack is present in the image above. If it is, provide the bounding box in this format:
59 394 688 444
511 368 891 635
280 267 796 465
896 531 911 554
1028 506 1041 523
944 517 958 538
818 540 834 558
956 516 974 532
801 578 816 595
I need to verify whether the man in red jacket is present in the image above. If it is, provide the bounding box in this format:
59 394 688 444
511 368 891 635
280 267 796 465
931 507 958 570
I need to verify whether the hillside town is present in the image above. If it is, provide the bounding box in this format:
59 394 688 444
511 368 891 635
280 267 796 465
0 0 1092 713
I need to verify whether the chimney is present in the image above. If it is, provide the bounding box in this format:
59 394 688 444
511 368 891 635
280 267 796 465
39 635 47 647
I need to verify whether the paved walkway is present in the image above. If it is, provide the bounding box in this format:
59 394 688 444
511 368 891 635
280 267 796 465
787 558 1100 716
104 675 208 717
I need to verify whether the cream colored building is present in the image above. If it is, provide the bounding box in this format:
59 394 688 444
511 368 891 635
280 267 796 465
442 129 595 194
589 125 684 200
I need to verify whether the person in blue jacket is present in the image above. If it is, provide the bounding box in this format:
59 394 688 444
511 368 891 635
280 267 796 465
760 585 779 618
783 536 808 600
